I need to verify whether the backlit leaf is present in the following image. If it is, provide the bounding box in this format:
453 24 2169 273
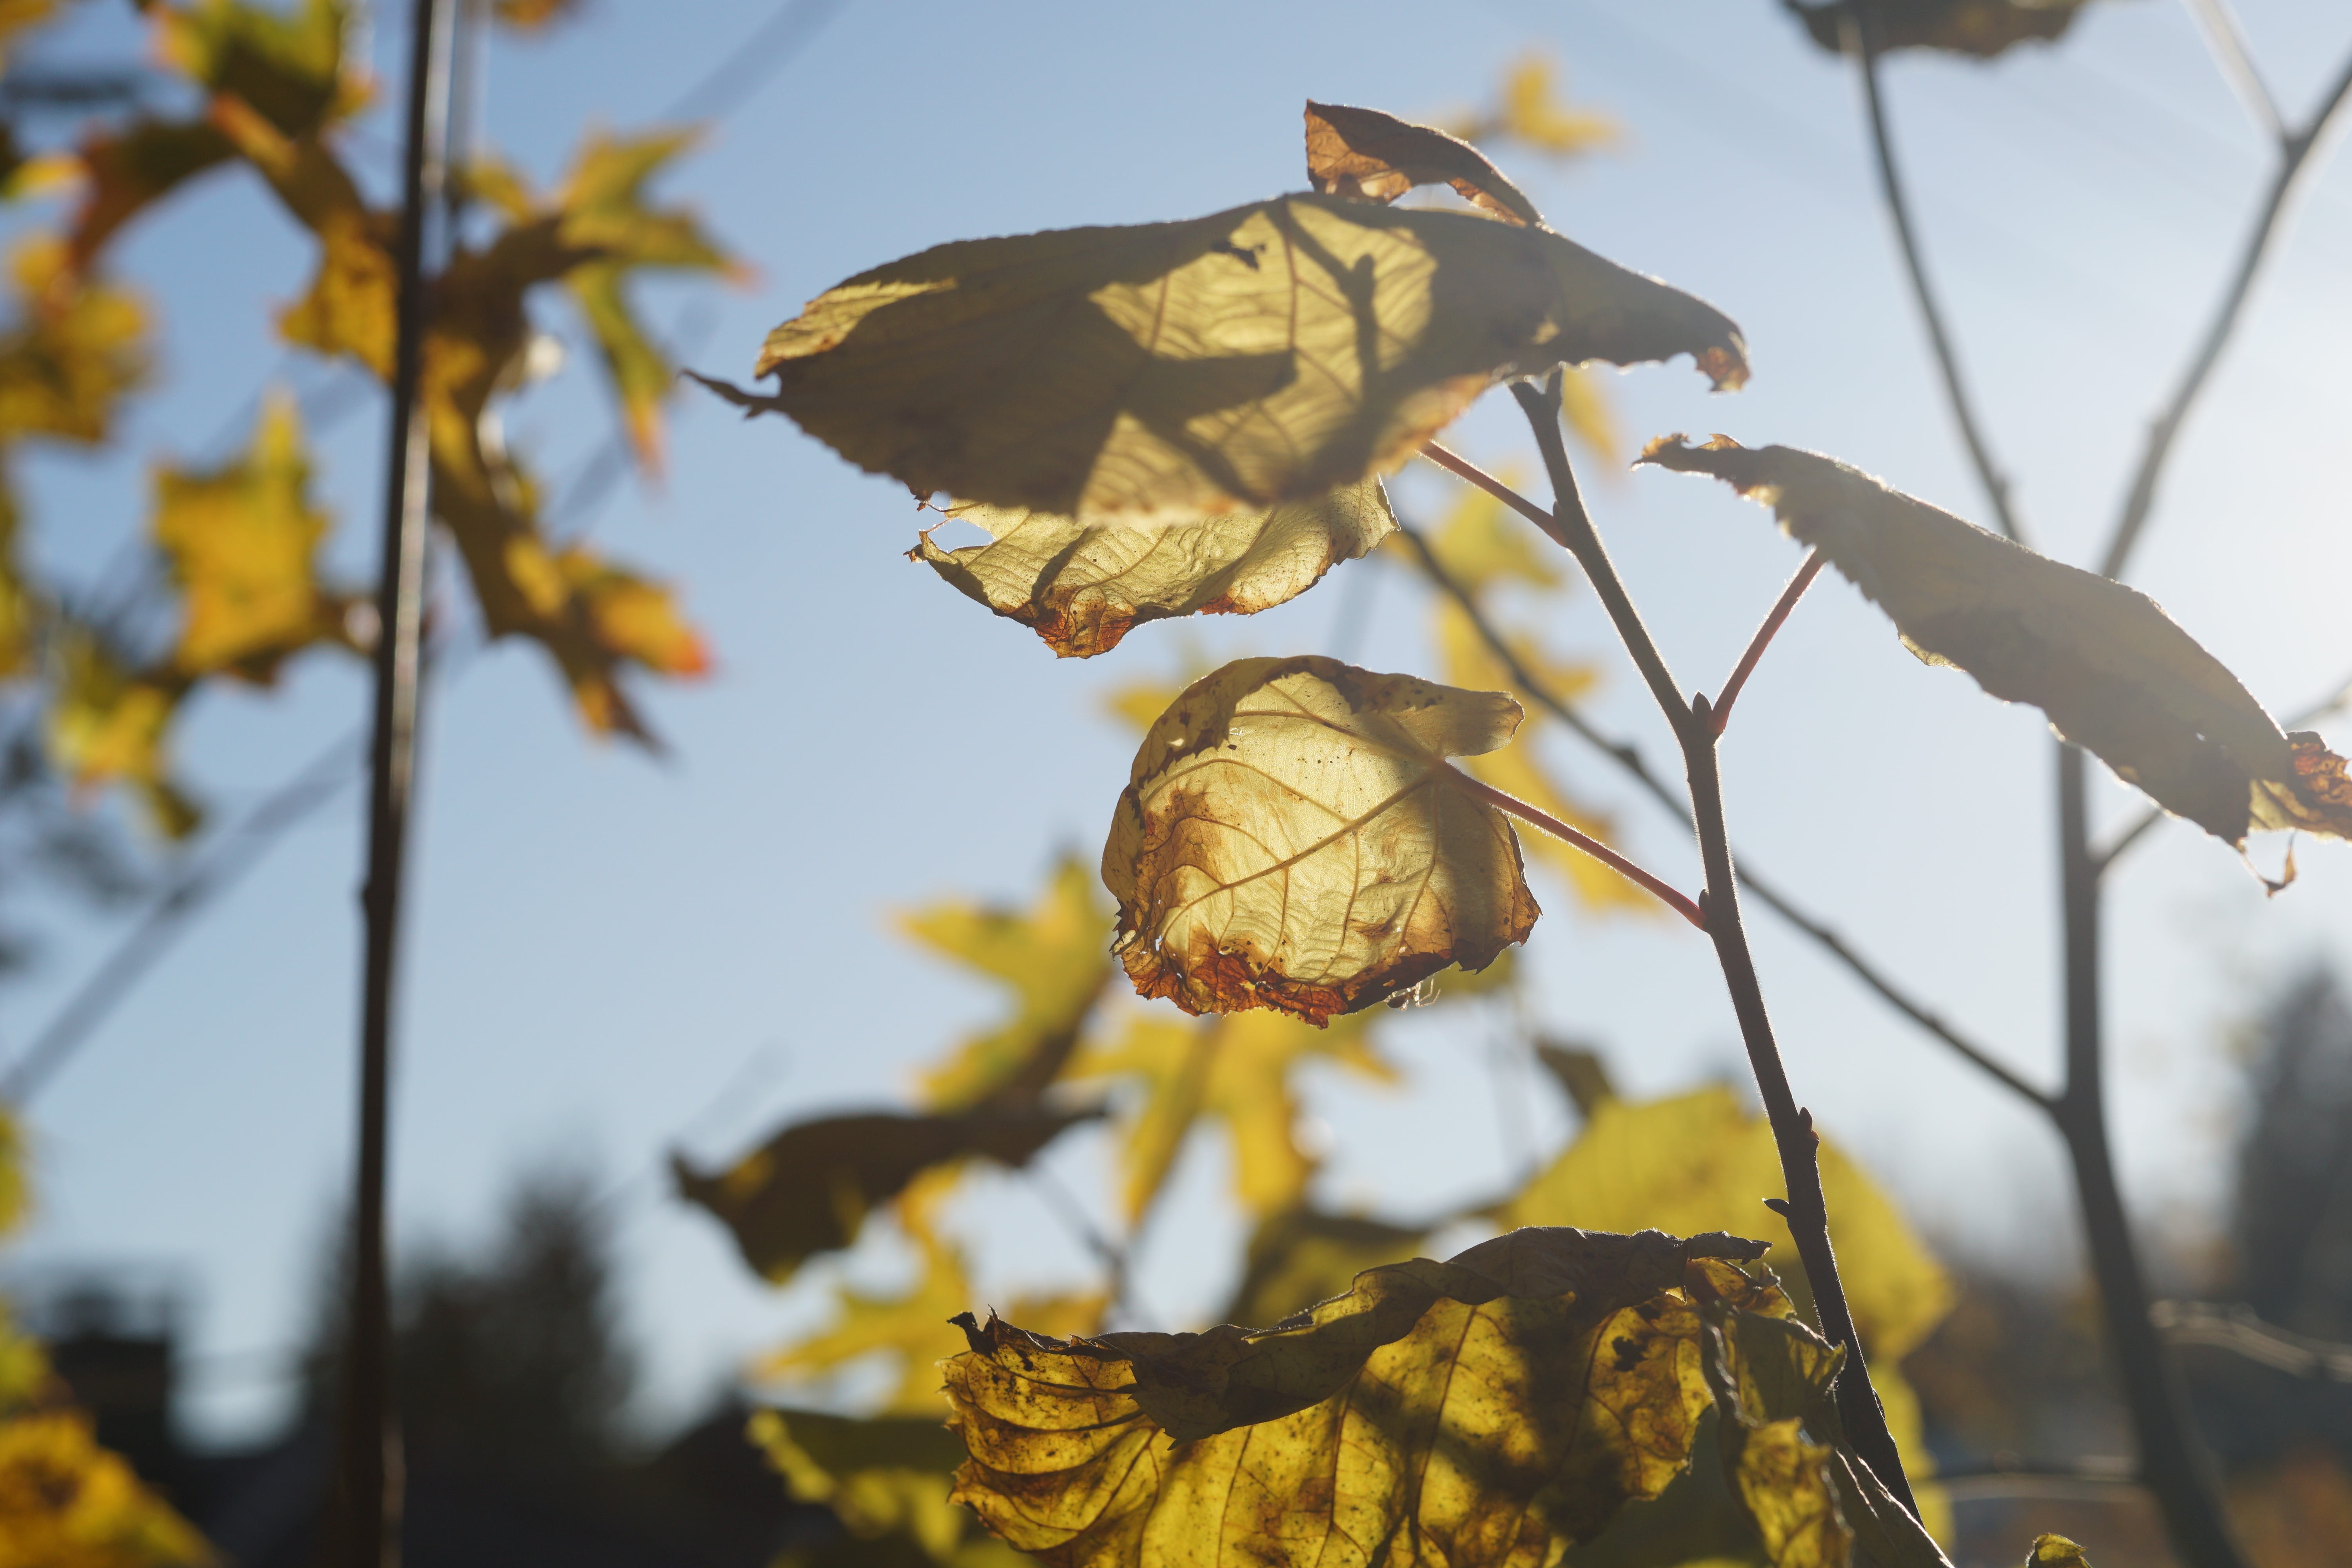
1071 1005 1395 1225
1222 1205 1425 1328
1495 1082 1953 1542
151 392 350 680
710 191 1746 523
65 121 236 270
0 1409 213 1567
912 477 1396 659
1702 1308 1850 1568
1642 436 2352 849
492 0 583 30
1784 0 2096 58
2027 1537 2092 1568
943 1227 1777 1568
673 1104 1099 1284
1483 59 1619 158
904 857 1114 1112
1304 101 1543 227
1103 655 1538 1023
0 485 31 679
0 238 147 446
156 0 369 138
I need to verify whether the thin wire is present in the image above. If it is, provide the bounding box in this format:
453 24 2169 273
657 0 852 124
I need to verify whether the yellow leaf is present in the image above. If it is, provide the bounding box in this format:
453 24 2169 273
492 0 582 30
151 392 347 680
65 121 237 270
1642 435 2352 849
45 630 196 840
1495 1083 1954 1538
0 1410 211 1568
943 1229 1777 1568
275 207 396 376
1104 656 1538 1022
913 477 1396 658
1303 101 1544 227
155 0 370 138
2026 1536 2092 1568
0 484 31 679
673 1104 1098 1284
904 857 1115 1112
1409 479 1561 595
0 238 147 446
1072 1006 1394 1225
0 0 61 75
1493 58 1619 158
712 191 1745 524
1787 0 2096 58
1559 361 1619 465
751 1408 1032 1568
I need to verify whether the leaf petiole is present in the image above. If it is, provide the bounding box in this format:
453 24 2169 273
1710 548 1826 735
1420 440 1567 548
1437 763 1706 929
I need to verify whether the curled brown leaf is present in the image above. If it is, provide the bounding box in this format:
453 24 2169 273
1304 101 1543 227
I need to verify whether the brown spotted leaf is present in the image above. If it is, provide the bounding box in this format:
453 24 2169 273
1304 101 1543 227
671 1103 1098 1284
913 478 1395 658
1641 436 2352 849
1785 0 2096 58
1103 655 1538 1022
706 193 1745 524
943 1228 1777 1568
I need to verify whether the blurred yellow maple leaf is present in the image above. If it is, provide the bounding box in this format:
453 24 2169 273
152 392 349 680
0 238 147 446
903 857 1114 1112
45 629 196 839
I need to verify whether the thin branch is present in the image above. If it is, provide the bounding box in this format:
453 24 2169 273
1853 10 2026 544
1396 522 2055 1112
1510 374 1920 1521
1440 764 1706 928
1712 549 1825 734
2152 1299 2352 1381
2100 41 2352 581
1421 440 1569 547
2181 0 2284 142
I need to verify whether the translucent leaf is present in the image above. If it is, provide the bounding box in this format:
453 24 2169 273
1784 0 2096 58
1496 1083 1953 1541
904 857 1115 1112
0 238 147 446
156 0 370 138
708 192 1746 524
1071 1005 1395 1225
152 392 350 681
1704 1310 1851 1568
1488 59 1619 158
1222 1205 1425 1328
1304 101 1544 227
912 477 1396 658
672 1105 1098 1284
1642 436 2352 849
943 1229 1778 1568
2027 1537 2092 1568
1103 656 1538 1022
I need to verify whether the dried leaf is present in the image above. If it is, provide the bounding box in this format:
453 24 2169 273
0 239 147 446
1496 1082 1953 1542
1702 1308 1851 1568
943 1228 1777 1568
1785 0 2096 58
1223 1205 1425 1328
151 392 349 681
673 1104 1098 1284
904 858 1114 1112
1643 436 2352 849
1304 101 1543 227
1072 1006 1395 1225
913 477 1396 658
710 192 1746 524
1103 655 1538 1023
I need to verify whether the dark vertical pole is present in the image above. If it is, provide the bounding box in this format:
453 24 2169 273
343 2 454 1564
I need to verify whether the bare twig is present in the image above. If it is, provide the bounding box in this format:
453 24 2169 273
1397 520 2054 1111
2181 0 2284 142
2153 1299 2352 1381
1440 764 1707 927
2100 43 2352 580
1853 10 2025 543
1711 549 1825 733
1509 373 1919 1521
1421 439 1569 546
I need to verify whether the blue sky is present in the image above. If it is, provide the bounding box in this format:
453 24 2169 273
8 0 2352 1446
